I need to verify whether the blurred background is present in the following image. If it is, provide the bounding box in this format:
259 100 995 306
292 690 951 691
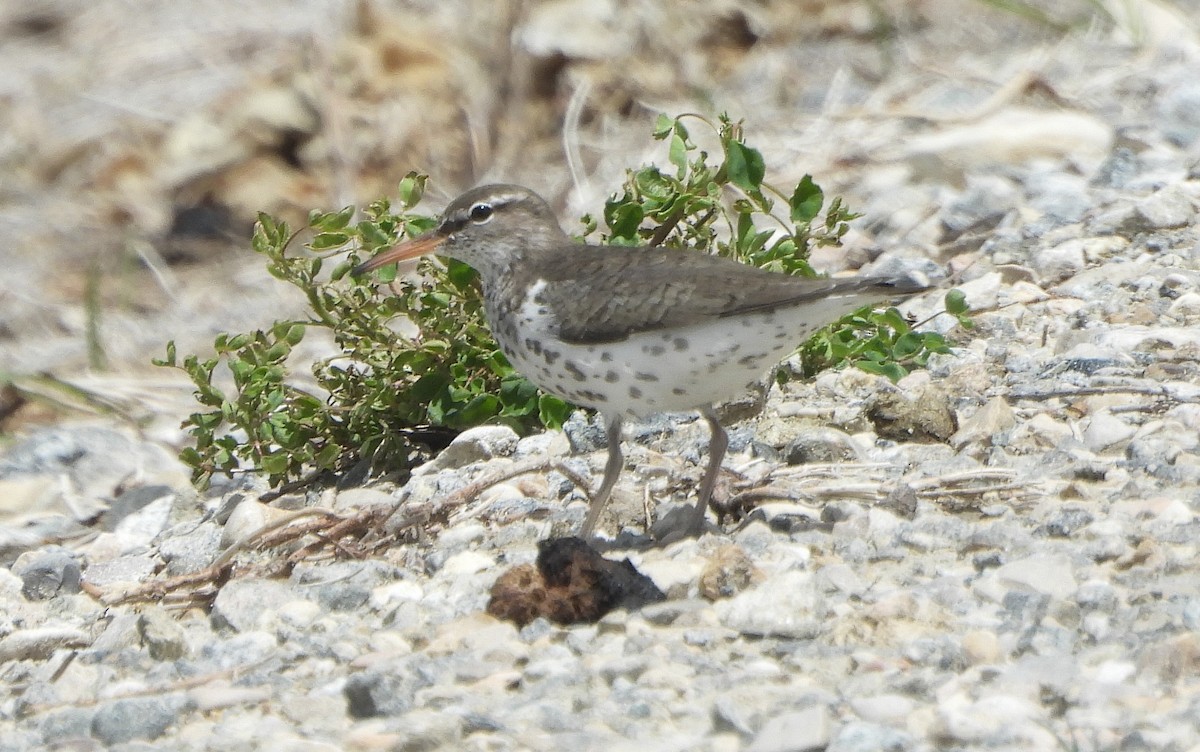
0 0 1195 438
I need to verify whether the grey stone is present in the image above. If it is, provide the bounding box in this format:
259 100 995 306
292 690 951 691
940 174 1017 239
1031 239 1086 284
828 721 916 752
138 606 187 661
39 706 96 744
391 708 464 752
89 613 142 657
0 425 187 503
290 560 397 612
98 484 174 532
12 548 81 599
344 666 427 718
81 554 158 591
1159 82 1200 146
0 626 90 661
1037 507 1095 538
210 578 297 632
90 694 190 744
1123 186 1196 232
158 521 222 576
1026 172 1090 224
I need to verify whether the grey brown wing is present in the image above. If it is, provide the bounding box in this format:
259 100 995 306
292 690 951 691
534 248 907 345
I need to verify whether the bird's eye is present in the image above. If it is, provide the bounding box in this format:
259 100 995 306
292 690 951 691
469 203 494 223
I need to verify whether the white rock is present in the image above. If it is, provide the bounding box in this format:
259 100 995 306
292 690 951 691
0 627 90 661
220 499 293 548
1082 410 1136 452
994 554 1078 599
331 488 395 512
935 694 1047 744
1032 239 1087 284
715 570 822 639
747 705 832 752
1134 185 1196 229
952 272 1002 310
950 396 1016 449
439 550 496 576
370 580 424 608
1167 291 1200 319
415 425 519 474
848 694 915 724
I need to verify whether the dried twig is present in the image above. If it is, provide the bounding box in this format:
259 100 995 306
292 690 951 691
96 507 387 607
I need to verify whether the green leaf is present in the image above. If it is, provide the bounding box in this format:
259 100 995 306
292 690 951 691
892 332 924 358
358 220 393 249
668 133 688 177
499 376 538 413
945 288 969 316
265 340 292 362
538 395 573 429
283 323 305 345
790 176 824 223
313 206 354 232
445 259 478 289
310 232 350 251
397 172 427 208
153 341 177 368
653 113 674 139
458 393 501 424
725 141 765 192
633 169 674 202
257 212 278 241
411 372 448 402
227 333 252 350
313 442 340 469
260 452 290 476
605 200 644 241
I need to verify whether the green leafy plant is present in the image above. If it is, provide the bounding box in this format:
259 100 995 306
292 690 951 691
156 174 571 490
799 289 969 382
159 114 961 491
587 112 956 383
583 113 855 276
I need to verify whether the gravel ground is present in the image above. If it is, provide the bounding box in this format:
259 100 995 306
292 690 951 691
3 1 1200 750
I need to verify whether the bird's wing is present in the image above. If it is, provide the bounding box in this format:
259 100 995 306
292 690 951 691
532 247 923 345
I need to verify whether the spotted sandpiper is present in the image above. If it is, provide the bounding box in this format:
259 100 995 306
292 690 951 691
355 184 929 538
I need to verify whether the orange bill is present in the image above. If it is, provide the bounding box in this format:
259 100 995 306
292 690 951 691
352 231 446 275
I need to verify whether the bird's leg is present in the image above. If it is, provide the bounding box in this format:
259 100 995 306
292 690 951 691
689 405 728 535
580 414 624 537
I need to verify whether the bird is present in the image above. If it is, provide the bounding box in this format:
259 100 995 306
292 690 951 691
354 184 929 539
